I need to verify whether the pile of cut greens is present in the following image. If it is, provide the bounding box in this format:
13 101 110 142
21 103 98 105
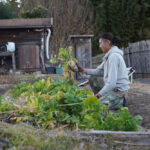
0 77 142 131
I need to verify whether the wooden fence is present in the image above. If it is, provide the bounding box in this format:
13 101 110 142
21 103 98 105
92 39 150 79
123 39 150 78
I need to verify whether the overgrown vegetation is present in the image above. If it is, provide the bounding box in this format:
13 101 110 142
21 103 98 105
20 5 49 18
50 47 78 83
0 77 142 131
0 122 99 150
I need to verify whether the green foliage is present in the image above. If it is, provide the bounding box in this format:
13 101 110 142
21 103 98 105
7 0 20 18
0 77 142 131
50 47 74 64
21 5 49 18
10 82 29 97
100 107 142 131
0 0 20 19
79 97 142 131
88 0 150 56
0 96 2 106
50 47 78 82
0 2 13 19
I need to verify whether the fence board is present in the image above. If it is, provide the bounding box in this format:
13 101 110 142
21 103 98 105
123 39 150 78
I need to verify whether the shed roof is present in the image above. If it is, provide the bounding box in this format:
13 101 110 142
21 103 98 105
0 18 53 29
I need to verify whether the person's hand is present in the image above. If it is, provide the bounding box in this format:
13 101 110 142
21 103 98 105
76 63 85 72
93 93 101 99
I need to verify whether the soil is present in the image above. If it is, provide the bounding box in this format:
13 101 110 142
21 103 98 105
128 82 150 129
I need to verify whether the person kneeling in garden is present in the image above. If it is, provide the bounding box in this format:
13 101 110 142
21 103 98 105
69 32 130 110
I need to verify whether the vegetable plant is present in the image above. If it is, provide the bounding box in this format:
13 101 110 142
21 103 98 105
0 77 142 131
50 47 78 83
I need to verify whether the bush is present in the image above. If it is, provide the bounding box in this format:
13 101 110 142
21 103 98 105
21 5 49 18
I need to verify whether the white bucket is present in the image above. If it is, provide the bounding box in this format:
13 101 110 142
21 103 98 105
6 42 15 52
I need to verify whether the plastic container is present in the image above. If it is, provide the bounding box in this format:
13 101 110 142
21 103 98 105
56 67 63 74
47 67 56 74
6 42 15 52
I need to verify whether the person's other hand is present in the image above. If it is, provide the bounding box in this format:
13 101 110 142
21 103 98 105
68 61 85 72
93 93 101 99
76 63 85 72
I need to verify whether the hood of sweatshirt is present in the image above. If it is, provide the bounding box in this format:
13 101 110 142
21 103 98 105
103 46 123 61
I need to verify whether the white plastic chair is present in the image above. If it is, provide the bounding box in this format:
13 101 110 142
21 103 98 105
126 67 135 84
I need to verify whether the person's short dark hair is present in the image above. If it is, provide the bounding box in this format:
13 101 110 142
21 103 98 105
98 32 120 45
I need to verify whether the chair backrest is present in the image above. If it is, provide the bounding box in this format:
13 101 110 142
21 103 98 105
127 67 135 77
126 67 135 83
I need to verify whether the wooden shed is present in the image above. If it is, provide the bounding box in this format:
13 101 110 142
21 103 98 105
0 18 53 74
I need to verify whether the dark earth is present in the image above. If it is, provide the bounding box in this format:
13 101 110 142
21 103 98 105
128 82 150 129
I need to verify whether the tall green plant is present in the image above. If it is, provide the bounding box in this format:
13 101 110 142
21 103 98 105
88 0 150 56
50 47 78 83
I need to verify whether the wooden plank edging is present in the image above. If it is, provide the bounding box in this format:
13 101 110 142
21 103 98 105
79 130 150 135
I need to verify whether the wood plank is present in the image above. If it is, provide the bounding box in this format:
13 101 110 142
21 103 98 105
18 45 40 70
79 130 150 135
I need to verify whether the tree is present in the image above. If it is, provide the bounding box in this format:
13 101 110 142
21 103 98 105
0 0 20 19
88 0 150 56
20 5 49 18
0 2 12 19
7 0 20 18
19 0 95 54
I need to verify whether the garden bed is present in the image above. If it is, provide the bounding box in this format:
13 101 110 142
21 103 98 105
128 82 150 129
0 122 150 150
0 75 150 149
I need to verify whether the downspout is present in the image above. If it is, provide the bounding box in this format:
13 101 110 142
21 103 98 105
46 29 51 59
40 37 46 71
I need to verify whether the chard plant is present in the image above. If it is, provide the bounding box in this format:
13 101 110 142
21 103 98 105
50 47 78 83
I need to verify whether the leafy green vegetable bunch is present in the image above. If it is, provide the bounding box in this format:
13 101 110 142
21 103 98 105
50 47 78 83
0 78 142 131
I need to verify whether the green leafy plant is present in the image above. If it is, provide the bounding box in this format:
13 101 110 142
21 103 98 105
50 47 78 83
0 77 142 131
21 5 49 18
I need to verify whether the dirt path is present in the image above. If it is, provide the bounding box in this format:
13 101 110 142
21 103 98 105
128 82 150 129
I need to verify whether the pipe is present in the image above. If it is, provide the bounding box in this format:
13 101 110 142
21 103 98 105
46 29 51 59
40 37 46 71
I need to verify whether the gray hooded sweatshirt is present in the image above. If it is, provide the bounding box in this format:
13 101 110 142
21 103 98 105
86 46 130 96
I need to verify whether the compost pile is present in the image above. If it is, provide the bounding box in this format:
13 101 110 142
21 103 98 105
0 77 142 131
